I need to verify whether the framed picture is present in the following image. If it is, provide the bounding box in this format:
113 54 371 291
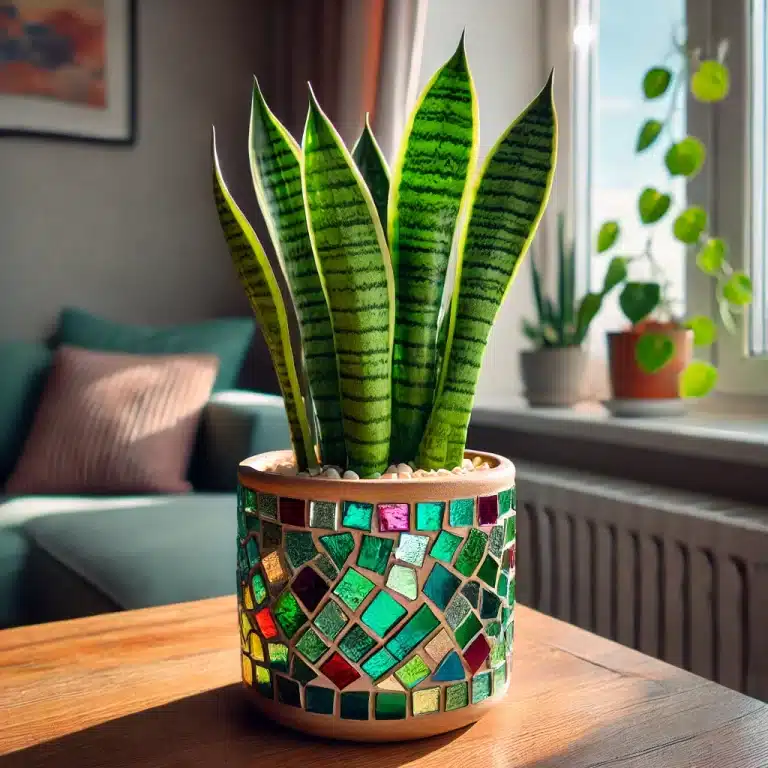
0 0 136 144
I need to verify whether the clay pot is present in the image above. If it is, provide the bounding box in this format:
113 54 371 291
520 347 587 407
236 449 516 741
607 323 693 400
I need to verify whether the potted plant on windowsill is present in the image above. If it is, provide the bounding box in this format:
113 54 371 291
212 37 556 742
592 36 752 414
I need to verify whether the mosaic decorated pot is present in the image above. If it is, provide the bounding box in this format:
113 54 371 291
236 449 516 741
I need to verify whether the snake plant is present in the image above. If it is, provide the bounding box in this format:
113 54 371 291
213 36 558 474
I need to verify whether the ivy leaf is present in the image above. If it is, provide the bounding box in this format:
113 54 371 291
673 206 707 244
643 67 672 99
597 221 620 253
691 60 730 103
722 271 753 306
619 282 661 324
635 332 675 374
575 292 603 344
665 137 706 177
636 119 663 152
685 315 717 346
696 238 726 275
602 256 629 293
679 360 718 398
638 188 672 224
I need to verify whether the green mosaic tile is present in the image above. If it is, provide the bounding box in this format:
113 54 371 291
477 556 499 588
415 501 444 531
258 492 278 519
338 625 376 663
386 564 418 600
254 664 273 698
342 501 374 531
445 593 472 629
237 541 248 576
504 515 516 545
498 488 512 515
395 655 430 689
375 691 407 720
395 533 429 567
423 563 461 611
502 606 511 626
493 661 507 692
333 568 375 610
472 671 492 703
445 681 469 710
285 531 318 570
481 588 501 619
245 537 260 568
314 599 348 640
506 621 515 652
454 612 482 649
243 486 257 513
273 590 307 638
454 528 488 576
489 525 504 558
320 532 355 569
262 520 282 549
508 578 516 604
306 685 335 714
314 553 338 581
341 691 369 720
497 571 508 600
449 497 474 526
430 530 462 563
357 534 394 575
461 580 480 608
490 637 506 667
268 642 289 672
486 620 501 638
246 515 260 534
361 591 407 637
310 500 338 530
291 655 317 685
362 647 398 680
237 489 247 539
385 604 440 661
295 627 329 663
276 674 301 706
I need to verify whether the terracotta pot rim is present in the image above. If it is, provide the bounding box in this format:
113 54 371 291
607 327 693 340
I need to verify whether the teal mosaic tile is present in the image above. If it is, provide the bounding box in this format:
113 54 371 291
245 536 260 568
423 563 461 611
342 501 374 531
361 647 398 680
385 604 440 661
306 685 335 714
276 674 301 707
357 534 394 575
472 671 492 704
361 591 407 637
415 501 444 531
430 530 462 563
341 691 369 720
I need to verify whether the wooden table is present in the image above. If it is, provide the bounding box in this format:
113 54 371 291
1 597 767 767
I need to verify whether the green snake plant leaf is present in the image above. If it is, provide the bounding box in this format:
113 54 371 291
417 72 557 469
352 115 390 231
387 34 479 463
302 88 395 477
212 134 315 471
249 81 345 467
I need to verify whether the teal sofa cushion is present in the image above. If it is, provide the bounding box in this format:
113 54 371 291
54 307 255 391
0 342 53 486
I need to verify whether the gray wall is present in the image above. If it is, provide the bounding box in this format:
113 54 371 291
0 0 265 342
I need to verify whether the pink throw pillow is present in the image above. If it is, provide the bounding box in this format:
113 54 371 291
5 346 219 494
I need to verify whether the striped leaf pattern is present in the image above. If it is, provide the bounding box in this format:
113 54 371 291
212 135 315 471
302 91 395 477
250 82 345 467
417 73 558 469
351 116 390 231
387 35 478 463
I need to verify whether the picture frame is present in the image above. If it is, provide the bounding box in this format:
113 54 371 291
0 0 137 145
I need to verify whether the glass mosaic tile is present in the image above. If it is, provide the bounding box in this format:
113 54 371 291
273 590 307 638
279 497 306 526
292 565 329 612
454 611 482 648
285 531 318 570
243 486 258 513
276 675 301 707
461 580 480 608
433 650 465 682
314 553 338 581
361 591 407 637
314 599 348 640
357 534 394 574
243 585 254 610
472 671 492 704
477 495 499 526
237 541 248 578
423 563 461 611
395 655 430 688
255 607 279 639
444 594 472 629
486 620 501 638
493 661 507 692
395 533 429 567
430 530 462 564
412 686 440 715
340 691 369 720
506 621 515 652
342 501 374 530
242 653 253 685
449 497 474 527
268 642 289 672
508 579 516 604
385 604 440 661
246 537 260 568
237 493 247 539
490 637 506 667
255 665 273 698
258 492 278 519
262 520 282 549
320 532 355 569
511 487 517 510
310 500 338 530
249 632 265 662
306 685 335 714
502 606 511 627
497 572 508 601
504 515 516 545
262 551 287 586
333 568 375 610
415 501 444 531
377 675 403 691
498 488 512 515
378 503 410 532
489 525 504 558
481 588 501 619
320 651 361 690
240 610 252 644
246 515 260 534
446 681 468 710
295 627 328 663
424 629 454 664
375 691 407 720
386 564 418 601
362 648 398 681
338 624 376 662
508 542 517 571
463 633 491 674
291 655 318 685
454 528 488 576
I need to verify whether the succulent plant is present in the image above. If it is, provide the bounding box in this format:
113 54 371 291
212 37 557 475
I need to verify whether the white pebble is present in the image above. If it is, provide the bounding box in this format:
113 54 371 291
413 469 428 477
297 471 310 477
462 458 474 469
396 463 413 474
437 468 451 476
477 462 490 471
429 469 438 475
308 466 321 476
472 456 484 467
398 472 412 479
451 467 463 474
385 465 398 475
343 470 359 480
324 467 341 479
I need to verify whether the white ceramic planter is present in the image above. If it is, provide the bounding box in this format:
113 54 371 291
520 347 587 407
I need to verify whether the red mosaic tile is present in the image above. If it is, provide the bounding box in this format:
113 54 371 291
502 542 516 572
292 565 329 612
320 651 362 690
280 497 306 526
255 607 278 639
463 633 491 674
477 495 499 526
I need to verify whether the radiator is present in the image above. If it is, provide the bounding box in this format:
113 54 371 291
514 460 768 701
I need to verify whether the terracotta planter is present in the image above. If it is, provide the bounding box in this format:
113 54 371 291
236 449 516 742
520 347 587 407
607 325 693 400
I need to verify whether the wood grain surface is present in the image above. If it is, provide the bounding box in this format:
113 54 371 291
1 597 767 767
